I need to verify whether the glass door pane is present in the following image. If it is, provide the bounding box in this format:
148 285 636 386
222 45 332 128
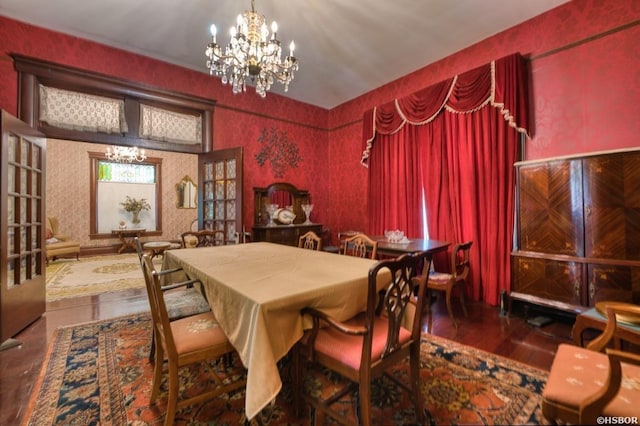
198 148 243 244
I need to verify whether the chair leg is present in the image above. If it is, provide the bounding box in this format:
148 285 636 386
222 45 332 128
458 281 468 317
165 363 179 426
358 378 372 426
150 343 164 403
445 286 458 328
149 330 156 362
292 344 303 417
410 343 425 424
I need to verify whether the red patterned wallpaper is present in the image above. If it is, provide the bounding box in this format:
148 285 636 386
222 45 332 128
0 15 329 236
1 0 639 243
213 108 329 228
325 0 640 236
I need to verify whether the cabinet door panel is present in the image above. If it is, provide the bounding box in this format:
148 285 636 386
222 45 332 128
512 257 582 306
584 153 640 260
518 160 583 255
587 264 640 305
253 224 323 247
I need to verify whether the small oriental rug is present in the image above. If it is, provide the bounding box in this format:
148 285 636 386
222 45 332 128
45 254 158 301
23 313 548 425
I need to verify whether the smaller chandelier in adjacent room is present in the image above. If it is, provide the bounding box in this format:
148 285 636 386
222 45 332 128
105 146 147 163
205 0 298 97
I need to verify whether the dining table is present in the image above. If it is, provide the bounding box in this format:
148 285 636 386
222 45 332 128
373 236 450 257
162 242 389 420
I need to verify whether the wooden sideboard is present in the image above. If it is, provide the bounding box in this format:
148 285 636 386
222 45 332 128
252 224 323 247
511 149 640 313
253 182 322 246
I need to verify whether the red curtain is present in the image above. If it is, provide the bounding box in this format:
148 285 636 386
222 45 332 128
368 124 423 238
363 53 529 305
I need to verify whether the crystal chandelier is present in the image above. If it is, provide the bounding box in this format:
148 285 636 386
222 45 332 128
105 146 147 163
205 0 298 97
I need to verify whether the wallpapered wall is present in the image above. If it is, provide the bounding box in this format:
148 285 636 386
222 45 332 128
0 14 329 245
46 139 198 248
211 107 330 232
325 0 640 235
1 0 639 247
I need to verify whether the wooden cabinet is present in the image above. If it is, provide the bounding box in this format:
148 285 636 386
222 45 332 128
512 150 640 313
253 224 323 247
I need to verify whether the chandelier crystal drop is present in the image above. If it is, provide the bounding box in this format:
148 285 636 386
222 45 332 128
105 146 147 163
205 0 298 98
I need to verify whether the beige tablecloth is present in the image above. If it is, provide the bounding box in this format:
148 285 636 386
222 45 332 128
163 242 383 420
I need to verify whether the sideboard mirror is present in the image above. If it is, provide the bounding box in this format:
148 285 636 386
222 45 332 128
254 182 310 226
176 175 197 209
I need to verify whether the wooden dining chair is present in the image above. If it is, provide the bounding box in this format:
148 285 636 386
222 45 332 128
542 303 640 424
298 230 322 251
134 237 211 361
340 233 378 260
180 229 226 248
140 254 246 426
323 229 360 253
233 231 252 244
293 251 432 425
427 240 472 328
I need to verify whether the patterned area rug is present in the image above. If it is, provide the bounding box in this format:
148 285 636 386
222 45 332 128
45 254 158 301
23 313 548 425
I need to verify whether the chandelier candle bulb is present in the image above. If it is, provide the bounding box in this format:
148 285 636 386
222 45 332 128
210 24 216 43
105 146 147 163
205 0 298 98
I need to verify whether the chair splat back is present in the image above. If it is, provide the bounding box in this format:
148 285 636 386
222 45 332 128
298 230 322 251
295 251 431 425
141 255 177 354
371 253 430 359
181 229 226 247
340 233 378 260
451 241 472 280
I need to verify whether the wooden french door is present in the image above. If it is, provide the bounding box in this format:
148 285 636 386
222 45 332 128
0 110 46 344
198 147 243 243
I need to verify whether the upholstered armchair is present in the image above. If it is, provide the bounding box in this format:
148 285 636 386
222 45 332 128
45 216 80 262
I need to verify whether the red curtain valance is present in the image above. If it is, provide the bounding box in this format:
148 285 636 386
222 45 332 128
361 53 530 166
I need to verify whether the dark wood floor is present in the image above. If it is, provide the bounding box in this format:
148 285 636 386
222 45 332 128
0 287 576 425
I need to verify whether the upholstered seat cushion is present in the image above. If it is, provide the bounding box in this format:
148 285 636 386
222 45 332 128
428 271 453 284
170 312 230 356
46 240 80 254
164 288 211 320
309 312 411 370
183 235 198 248
45 216 80 260
542 343 640 422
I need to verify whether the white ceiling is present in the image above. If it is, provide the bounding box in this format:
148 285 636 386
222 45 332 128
0 0 568 109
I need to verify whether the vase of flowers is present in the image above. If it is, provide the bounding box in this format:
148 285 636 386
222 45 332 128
120 196 150 225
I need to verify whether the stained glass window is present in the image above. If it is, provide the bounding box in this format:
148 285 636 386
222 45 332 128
98 161 155 184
